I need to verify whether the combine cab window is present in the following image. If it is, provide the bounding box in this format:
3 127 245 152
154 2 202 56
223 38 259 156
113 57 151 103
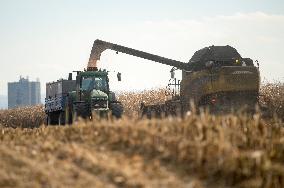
212 59 255 68
82 77 107 91
213 61 237 67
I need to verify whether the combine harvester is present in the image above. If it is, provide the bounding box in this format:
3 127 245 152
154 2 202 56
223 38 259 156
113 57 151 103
88 40 260 117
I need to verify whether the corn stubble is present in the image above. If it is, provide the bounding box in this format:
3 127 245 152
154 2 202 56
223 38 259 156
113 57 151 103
0 105 45 128
0 84 283 188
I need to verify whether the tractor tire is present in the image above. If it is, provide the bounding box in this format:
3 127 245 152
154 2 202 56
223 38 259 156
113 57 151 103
46 112 59 126
58 111 66 126
65 106 72 125
74 102 91 119
71 111 78 124
110 102 123 119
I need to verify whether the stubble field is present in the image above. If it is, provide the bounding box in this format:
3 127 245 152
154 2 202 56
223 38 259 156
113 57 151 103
0 83 283 188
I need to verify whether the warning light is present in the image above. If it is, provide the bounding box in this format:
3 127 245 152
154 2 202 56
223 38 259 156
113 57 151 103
211 98 217 104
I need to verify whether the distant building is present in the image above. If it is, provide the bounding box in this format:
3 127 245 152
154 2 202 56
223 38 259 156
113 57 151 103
8 77 41 109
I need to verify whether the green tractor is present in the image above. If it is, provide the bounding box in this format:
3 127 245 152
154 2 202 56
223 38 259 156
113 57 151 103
45 68 123 125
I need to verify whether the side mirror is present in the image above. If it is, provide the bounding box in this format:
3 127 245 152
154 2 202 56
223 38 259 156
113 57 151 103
255 60 259 69
170 70 175 79
205 61 214 68
117 72 122 81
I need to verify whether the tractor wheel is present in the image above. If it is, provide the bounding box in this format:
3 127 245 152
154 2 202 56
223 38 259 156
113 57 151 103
46 112 59 126
66 108 72 125
58 112 65 126
45 115 49 126
75 103 90 119
44 115 49 125
110 102 123 119
72 111 78 124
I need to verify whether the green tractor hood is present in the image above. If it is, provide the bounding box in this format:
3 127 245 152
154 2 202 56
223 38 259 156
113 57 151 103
91 89 108 99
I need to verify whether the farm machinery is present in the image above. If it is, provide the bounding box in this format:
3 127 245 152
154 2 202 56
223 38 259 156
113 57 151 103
45 52 123 125
87 39 260 117
45 38 260 124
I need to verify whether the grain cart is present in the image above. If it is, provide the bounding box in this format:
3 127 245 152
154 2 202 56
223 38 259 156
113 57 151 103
45 65 123 125
85 39 261 117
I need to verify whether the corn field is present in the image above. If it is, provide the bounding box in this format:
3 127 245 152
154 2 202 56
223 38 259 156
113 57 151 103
0 84 283 188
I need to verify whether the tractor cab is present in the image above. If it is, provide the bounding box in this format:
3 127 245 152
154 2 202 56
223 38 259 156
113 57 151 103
81 73 108 92
76 70 109 95
71 70 110 118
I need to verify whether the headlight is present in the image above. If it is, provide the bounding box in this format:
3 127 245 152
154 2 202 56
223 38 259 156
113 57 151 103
91 98 108 109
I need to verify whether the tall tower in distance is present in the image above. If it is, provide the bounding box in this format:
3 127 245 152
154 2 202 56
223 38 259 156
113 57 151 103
8 76 41 109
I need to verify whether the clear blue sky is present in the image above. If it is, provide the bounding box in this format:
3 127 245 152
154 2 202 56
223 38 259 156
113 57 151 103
1 1 283 26
0 0 283 96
